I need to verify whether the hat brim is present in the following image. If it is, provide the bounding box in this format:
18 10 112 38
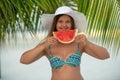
41 11 87 32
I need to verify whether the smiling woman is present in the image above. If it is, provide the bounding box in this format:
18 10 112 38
20 6 109 80
0 0 119 80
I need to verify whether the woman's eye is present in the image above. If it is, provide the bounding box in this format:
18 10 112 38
58 20 63 23
66 20 71 23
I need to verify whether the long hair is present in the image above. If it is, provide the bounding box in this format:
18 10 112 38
47 14 75 37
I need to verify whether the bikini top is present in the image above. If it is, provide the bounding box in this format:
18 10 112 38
48 43 81 69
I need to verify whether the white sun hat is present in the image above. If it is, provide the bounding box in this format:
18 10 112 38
41 6 87 32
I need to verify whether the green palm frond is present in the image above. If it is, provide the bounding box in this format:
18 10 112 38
0 0 120 55
73 0 120 55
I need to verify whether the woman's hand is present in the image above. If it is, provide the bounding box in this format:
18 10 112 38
44 36 58 47
75 33 88 47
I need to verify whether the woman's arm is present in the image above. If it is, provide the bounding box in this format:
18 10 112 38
20 41 47 64
84 41 110 59
20 36 57 64
75 34 110 59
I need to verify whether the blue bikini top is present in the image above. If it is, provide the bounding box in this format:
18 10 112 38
48 43 81 69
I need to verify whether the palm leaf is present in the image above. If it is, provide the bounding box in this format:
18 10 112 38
73 0 120 55
0 0 119 55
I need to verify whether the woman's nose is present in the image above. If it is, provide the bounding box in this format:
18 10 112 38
62 22 66 27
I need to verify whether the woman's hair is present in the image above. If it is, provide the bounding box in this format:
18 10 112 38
47 14 75 37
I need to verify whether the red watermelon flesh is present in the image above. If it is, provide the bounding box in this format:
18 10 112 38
53 29 78 44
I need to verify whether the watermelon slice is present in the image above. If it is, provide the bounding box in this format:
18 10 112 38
53 29 78 44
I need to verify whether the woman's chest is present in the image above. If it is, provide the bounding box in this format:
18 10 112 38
49 43 81 58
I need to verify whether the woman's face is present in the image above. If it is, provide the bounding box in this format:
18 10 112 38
56 15 72 31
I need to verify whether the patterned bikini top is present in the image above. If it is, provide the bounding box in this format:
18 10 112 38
48 43 81 69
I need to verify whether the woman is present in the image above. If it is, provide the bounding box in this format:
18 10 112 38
20 6 109 80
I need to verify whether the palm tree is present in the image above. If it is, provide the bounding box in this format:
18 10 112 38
0 0 119 54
